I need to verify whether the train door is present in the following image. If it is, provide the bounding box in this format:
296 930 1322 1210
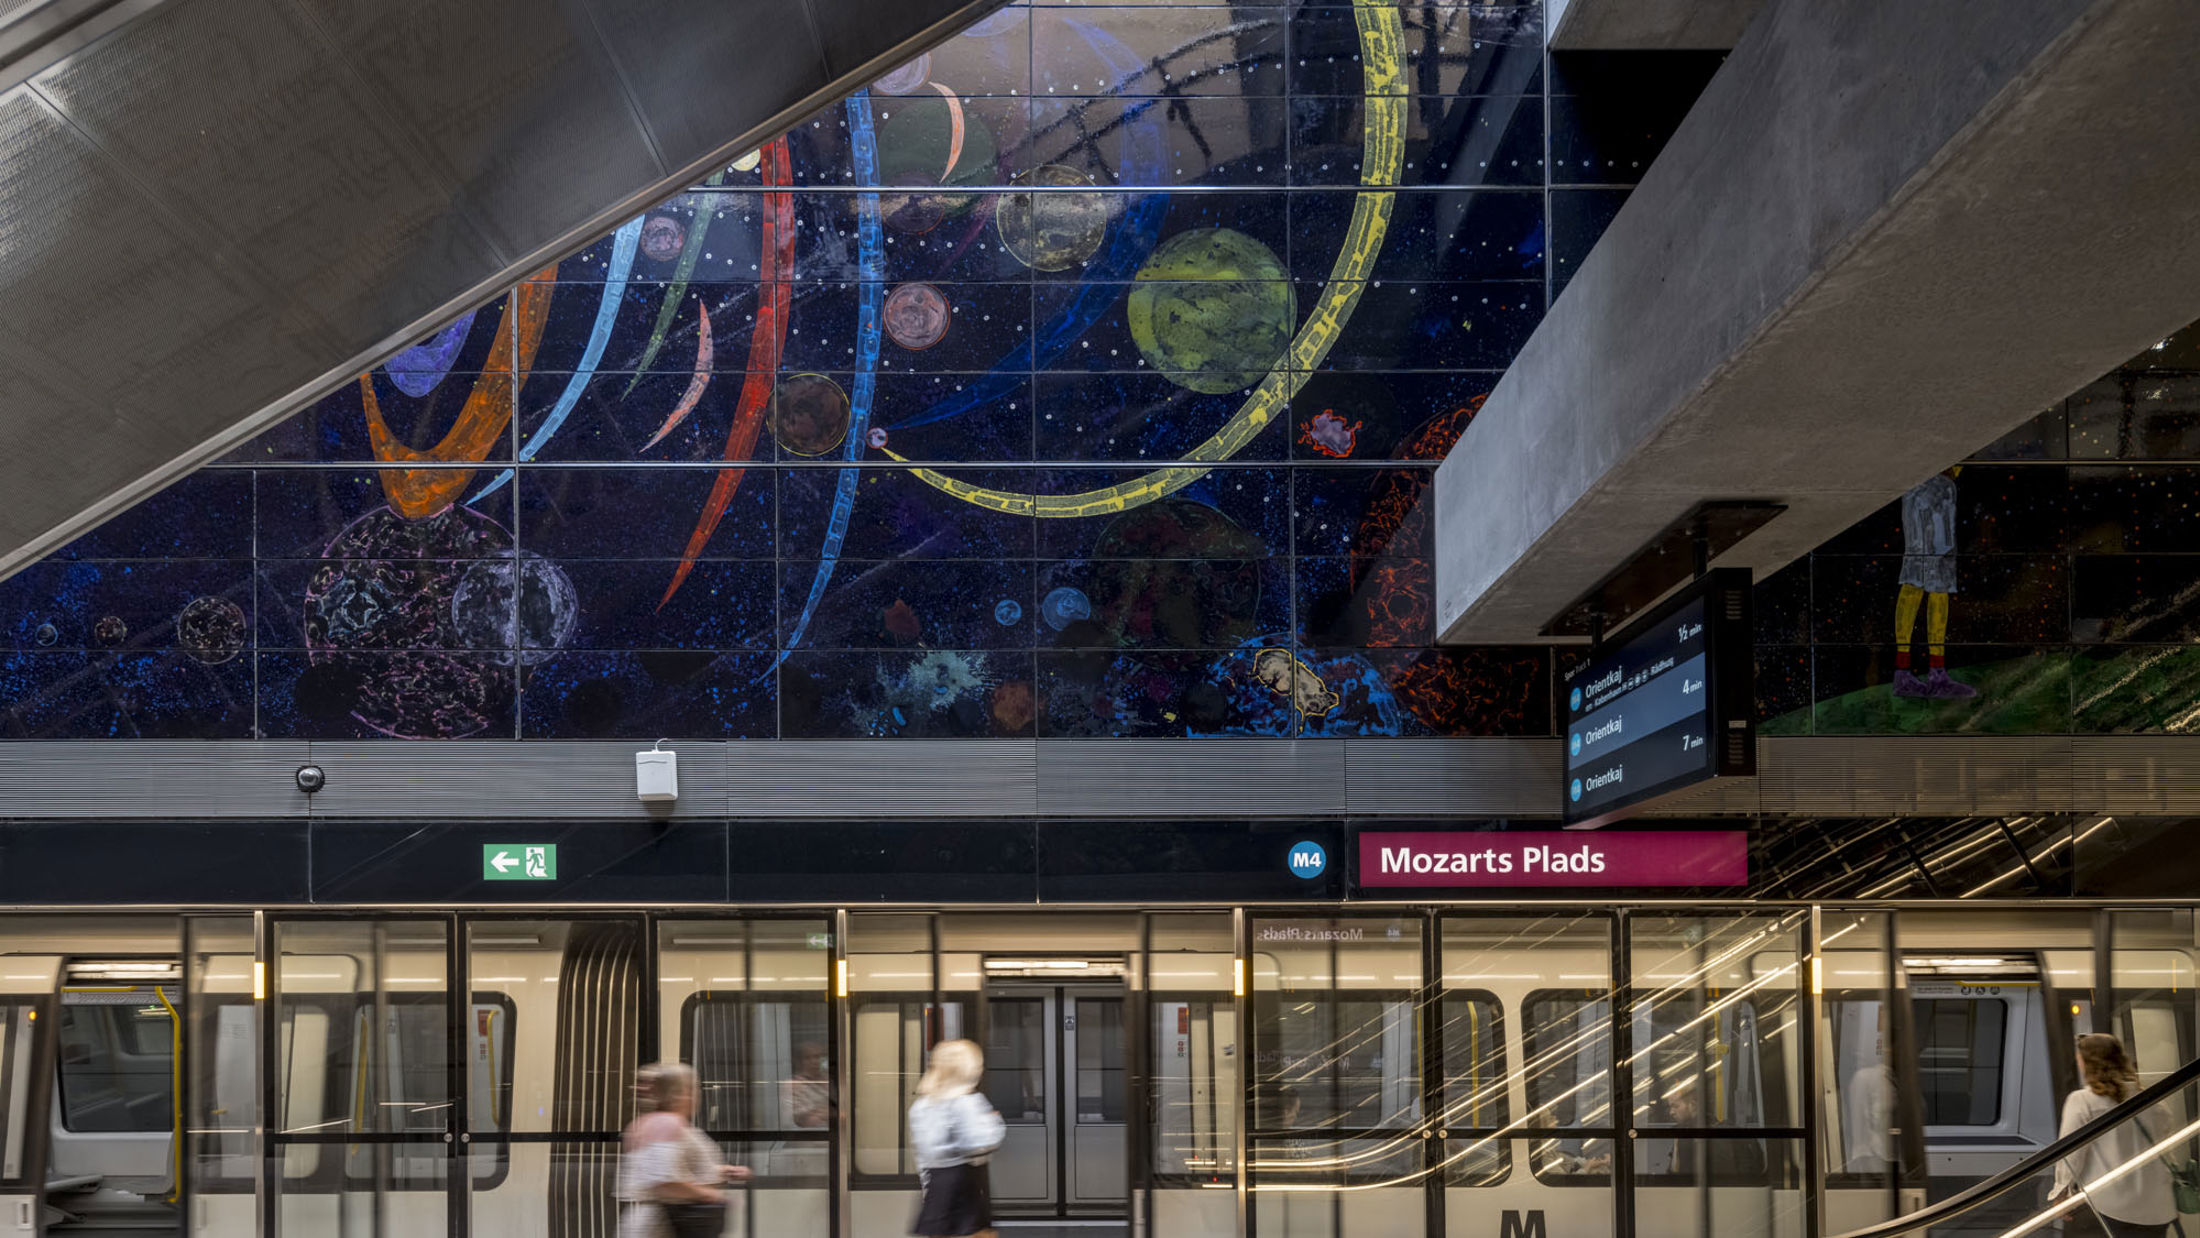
268 917 460 1238
1887 909 2096 1233
981 966 1128 1220
50 957 182 1233
1817 911 1927 1236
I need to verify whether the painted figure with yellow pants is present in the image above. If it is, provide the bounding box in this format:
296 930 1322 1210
1893 467 1977 699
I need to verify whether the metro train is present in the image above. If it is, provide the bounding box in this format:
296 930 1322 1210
0 910 2186 1237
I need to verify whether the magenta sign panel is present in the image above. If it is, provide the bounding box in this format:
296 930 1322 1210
1358 831 1748 889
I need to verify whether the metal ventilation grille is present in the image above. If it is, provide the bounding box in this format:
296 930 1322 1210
3 736 2200 819
1341 737 1560 816
733 740 1038 816
304 742 731 818
0 740 313 818
1037 739 1348 817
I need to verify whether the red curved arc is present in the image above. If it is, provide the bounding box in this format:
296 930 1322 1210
364 267 558 520
661 138 793 608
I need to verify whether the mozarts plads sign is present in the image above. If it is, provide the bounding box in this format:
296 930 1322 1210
1358 831 1748 889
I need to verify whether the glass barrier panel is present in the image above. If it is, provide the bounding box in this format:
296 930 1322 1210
1821 910 1912 1234
1442 913 1615 1236
186 916 255 1235
1250 915 1427 1238
1147 912 1237 1238
1630 914 1806 1133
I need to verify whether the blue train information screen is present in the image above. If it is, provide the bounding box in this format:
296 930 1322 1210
1562 570 1755 826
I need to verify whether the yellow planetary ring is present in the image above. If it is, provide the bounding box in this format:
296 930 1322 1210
880 0 1405 517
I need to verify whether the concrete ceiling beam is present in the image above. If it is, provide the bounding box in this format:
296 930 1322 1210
1436 0 2200 643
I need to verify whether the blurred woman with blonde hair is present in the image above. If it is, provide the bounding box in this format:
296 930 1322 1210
2052 1033 2175 1237
909 1039 1005 1237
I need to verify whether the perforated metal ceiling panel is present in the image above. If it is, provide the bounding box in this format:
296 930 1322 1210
0 0 1011 577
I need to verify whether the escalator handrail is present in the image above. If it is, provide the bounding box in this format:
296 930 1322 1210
1830 1051 2200 1238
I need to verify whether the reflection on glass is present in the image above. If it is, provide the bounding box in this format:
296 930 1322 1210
1250 914 1425 1238
1629 915 1804 1132
984 996 1048 1123
1076 998 1126 1123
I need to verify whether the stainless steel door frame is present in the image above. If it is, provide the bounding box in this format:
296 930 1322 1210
984 978 1132 1219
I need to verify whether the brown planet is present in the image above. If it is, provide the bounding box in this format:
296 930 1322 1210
884 283 951 350
772 373 852 457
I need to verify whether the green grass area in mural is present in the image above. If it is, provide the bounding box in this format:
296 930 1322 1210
1776 653 2069 735
2072 645 2200 732
1766 646 2200 735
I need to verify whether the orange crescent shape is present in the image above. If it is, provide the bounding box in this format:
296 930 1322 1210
364 265 557 520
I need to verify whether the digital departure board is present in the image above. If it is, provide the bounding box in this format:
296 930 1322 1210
1561 569 1755 827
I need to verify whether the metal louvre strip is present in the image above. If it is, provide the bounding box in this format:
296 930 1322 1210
0 736 2197 819
1036 739 1348 817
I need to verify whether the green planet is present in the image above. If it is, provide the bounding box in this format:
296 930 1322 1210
1127 228 1297 394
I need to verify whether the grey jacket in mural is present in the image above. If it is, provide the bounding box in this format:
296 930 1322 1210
909 1093 1006 1169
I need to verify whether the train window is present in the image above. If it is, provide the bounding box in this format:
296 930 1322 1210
1522 993 1612 1130
1523 993 1614 1187
1074 998 1127 1123
1440 992 1509 1186
985 997 1048 1123
1252 993 1421 1132
1150 996 1236 1180
58 998 174 1134
850 997 973 1177
1913 998 2006 1126
681 992 834 1134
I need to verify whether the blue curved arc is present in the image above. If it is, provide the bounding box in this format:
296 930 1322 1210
769 90 886 673
471 216 645 504
883 21 1169 433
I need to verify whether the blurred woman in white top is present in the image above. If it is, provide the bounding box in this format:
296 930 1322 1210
618 1063 751 1238
2053 1033 2175 1238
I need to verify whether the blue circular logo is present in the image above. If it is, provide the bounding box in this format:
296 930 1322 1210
1570 732 1582 757
1570 779 1583 803
1287 841 1327 879
1570 686 1583 711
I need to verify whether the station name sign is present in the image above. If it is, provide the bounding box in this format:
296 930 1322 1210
1359 831 1748 889
1562 569 1755 826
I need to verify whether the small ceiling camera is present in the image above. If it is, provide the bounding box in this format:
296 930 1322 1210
295 764 326 794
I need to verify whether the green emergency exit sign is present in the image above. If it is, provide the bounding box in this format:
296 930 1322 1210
483 844 557 881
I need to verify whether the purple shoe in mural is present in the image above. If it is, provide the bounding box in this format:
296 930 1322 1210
1923 668 1978 700
1892 668 1928 698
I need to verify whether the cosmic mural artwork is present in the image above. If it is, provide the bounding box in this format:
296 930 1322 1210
2 0 1578 741
5 0 2193 742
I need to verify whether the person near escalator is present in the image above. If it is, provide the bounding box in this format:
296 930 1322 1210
2053 1033 2177 1238
910 1039 1005 1238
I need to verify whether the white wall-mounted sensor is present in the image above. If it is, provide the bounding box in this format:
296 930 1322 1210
636 739 678 803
